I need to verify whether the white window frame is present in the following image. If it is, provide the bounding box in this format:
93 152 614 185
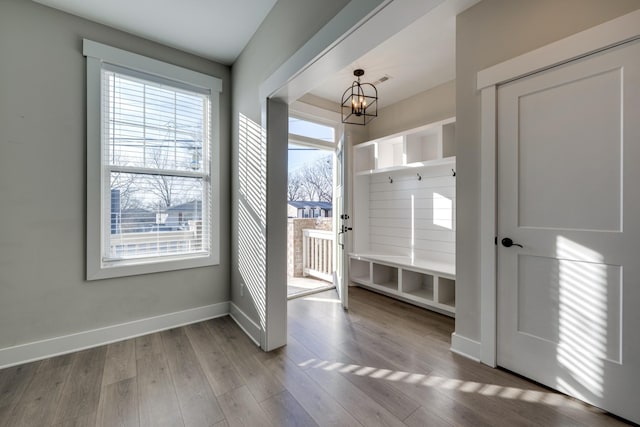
84 39 221 280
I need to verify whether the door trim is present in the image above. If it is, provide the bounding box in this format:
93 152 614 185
477 8 640 367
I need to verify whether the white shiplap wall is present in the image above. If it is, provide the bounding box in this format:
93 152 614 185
368 163 456 263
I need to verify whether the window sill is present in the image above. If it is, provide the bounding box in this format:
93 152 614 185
87 253 219 281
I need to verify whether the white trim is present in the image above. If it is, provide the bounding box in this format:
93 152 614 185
450 333 481 362
229 303 261 347
290 101 341 124
0 302 229 369
479 86 497 367
477 9 640 89
478 9 640 368
289 134 336 150
83 39 222 92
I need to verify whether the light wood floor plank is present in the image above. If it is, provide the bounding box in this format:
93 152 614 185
0 361 40 426
218 385 276 427
2 354 73 427
53 347 107 425
160 328 225 426
96 377 139 427
136 353 183 427
134 332 164 360
226 353 284 403
102 340 136 386
184 322 244 396
259 390 319 427
261 351 363 427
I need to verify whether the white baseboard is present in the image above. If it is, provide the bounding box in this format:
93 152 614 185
0 302 230 369
450 332 482 362
229 303 262 347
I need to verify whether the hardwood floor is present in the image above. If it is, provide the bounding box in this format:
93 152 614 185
0 287 631 426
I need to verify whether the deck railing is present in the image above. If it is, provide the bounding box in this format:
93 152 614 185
109 221 202 258
302 229 334 282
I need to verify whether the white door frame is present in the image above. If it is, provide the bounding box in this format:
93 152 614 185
478 9 640 367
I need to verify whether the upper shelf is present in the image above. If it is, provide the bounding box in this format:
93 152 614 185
355 156 455 176
354 117 455 175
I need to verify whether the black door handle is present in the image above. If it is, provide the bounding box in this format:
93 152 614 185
501 238 523 248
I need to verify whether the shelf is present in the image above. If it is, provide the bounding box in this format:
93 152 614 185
353 117 455 176
355 156 455 176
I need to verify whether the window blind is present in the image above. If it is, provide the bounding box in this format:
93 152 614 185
102 68 211 262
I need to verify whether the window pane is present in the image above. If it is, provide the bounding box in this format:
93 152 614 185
108 172 207 259
104 71 207 171
289 117 335 142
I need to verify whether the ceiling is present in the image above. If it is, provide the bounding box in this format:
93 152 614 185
308 0 480 109
33 0 478 109
32 0 277 64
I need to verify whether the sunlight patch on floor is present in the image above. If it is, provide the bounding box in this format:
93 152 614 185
298 358 584 409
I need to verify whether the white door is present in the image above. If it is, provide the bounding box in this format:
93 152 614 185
333 133 349 309
497 40 640 424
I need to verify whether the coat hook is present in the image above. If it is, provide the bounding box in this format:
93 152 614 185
388 176 393 184
452 168 456 177
417 173 422 181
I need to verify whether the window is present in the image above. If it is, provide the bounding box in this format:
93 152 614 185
288 116 336 143
84 40 221 279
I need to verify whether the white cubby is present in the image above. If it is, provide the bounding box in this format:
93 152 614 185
372 263 399 291
405 130 441 164
354 144 375 173
402 270 434 301
350 258 370 283
437 277 456 308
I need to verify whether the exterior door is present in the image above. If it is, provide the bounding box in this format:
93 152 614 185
333 133 349 309
497 40 640 424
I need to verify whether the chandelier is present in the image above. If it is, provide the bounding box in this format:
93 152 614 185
341 69 378 125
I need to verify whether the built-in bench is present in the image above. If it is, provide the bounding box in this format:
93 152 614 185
349 253 455 317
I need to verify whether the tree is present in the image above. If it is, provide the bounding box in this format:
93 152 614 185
287 173 305 201
288 154 333 202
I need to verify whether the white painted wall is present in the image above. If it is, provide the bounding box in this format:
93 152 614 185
368 166 455 263
0 0 231 351
455 0 640 345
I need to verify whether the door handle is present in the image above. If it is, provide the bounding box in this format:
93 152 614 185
501 238 523 248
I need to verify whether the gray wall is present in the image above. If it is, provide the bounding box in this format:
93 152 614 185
0 0 231 350
455 0 640 343
230 0 350 329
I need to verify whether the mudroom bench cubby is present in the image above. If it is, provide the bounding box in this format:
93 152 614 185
350 117 456 317
349 254 455 316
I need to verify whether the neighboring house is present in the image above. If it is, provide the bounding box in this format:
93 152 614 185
164 200 203 229
120 208 156 232
287 200 332 218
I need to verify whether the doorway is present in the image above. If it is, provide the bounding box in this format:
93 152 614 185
286 112 341 299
